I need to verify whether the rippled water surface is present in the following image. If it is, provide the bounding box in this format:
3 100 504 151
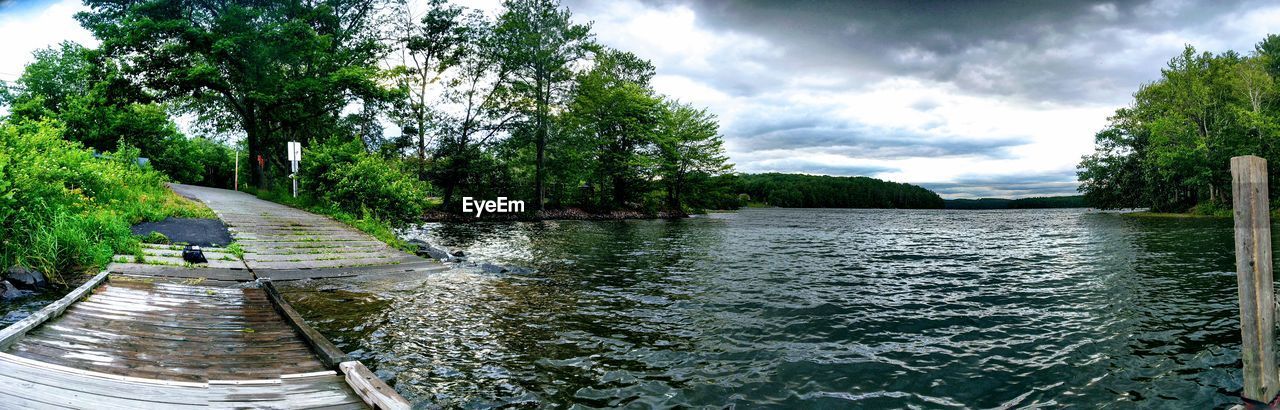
278 208 1252 408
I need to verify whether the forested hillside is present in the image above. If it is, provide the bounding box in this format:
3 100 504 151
945 195 1088 209
1078 35 1280 212
734 173 944 209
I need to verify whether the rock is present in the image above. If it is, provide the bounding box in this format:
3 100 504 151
505 265 533 275
6 266 47 290
1 280 32 300
451 250 466 257
414 244 452 260
478 263 508 274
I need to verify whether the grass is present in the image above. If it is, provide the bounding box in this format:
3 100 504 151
0 121 219 285
225 242 245 260
141 231 170 244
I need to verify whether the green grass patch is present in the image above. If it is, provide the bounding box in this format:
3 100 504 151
225 242 245 260
0 121 215 285
140 231 170 244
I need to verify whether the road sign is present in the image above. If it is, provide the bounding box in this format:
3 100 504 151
288 141 301 197
287 141 301 162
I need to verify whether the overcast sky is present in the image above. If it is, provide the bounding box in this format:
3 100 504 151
3 0 1279 198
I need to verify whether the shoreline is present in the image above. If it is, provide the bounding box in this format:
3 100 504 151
420 208 691 222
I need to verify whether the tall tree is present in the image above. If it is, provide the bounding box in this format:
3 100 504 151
388 0 468 171
493 0 593 210
434 10 519 208
655 101 731 211
77 0 392 188
562 48 661 209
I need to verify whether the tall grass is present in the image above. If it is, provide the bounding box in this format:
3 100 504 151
0 121 214 285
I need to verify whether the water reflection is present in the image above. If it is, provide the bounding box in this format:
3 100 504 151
278 209 1256 408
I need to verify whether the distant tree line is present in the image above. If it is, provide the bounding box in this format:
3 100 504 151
732 173 944 209
1079 35 1280 212
944 195 1087 210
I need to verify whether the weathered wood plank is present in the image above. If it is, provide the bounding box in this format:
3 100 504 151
339 361 410 410
261 280 352 368
106 263 254 281
0 271 109 350
1231 155 1279 404
258 260 447 281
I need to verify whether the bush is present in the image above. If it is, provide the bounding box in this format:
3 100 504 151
0 120 213 284
151 136 237 188
301 138 430 224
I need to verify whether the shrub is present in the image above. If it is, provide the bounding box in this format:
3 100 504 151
0 120 212 284
151 136 237 188
301 138 430 224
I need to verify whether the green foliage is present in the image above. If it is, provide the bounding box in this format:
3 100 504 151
1079 37 1280 212
1188 201 1232 217
0 121 214 284
494 0 595 209
6 41 238 188
141 232 170 245
78 0 394 188
225 242 245 260
300 139 431 224
945 196 1088 209
734 173 944 209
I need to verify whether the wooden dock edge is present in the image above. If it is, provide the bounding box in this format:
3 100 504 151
0 270 110 350
340 360 412 410
259 279 352 367
260 278 412 409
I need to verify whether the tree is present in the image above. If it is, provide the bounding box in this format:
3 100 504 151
493 0 593 210
1079 36 1280 212
5 42 181 160
656 101 731 211
563 48 662 210
388 0 468 171
77 0 392 188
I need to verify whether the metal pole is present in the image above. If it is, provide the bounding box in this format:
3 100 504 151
234 149 239 191
1232 155 1278 404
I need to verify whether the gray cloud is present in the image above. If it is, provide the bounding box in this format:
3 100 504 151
920 169 1082 198
563 0 1278 197
658 0 1265 104
736 159 896 177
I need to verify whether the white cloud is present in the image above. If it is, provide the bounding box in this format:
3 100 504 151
0 0 96 83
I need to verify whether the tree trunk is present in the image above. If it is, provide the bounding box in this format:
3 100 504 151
245 118 266 189
534 75 547 211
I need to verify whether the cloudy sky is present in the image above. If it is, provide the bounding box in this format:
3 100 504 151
3 0 1279 197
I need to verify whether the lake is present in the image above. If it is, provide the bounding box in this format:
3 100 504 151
276 208 1248 408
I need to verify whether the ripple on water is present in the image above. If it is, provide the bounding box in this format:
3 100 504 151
276 208 1252 408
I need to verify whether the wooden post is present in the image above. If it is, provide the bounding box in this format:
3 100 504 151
1232 155 1278 404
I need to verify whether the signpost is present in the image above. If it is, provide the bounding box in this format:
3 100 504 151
288 141 302 198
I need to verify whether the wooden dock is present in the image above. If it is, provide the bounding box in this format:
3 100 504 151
0 184 439 409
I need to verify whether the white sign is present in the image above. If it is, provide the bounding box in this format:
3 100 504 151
287 141 302 162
